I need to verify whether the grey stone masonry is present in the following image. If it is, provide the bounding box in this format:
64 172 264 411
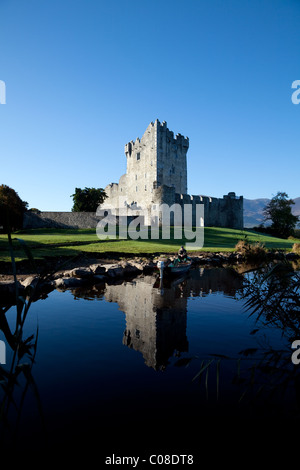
102 119 243 229
23 211 99 229
104 119 189 216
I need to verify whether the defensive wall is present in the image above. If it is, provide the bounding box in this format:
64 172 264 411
151 186 243 229
23 211 100 229
23 190 243 230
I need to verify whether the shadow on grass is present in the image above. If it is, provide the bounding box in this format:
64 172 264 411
0 227 295 264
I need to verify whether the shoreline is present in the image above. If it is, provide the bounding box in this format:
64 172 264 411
0 250 299 306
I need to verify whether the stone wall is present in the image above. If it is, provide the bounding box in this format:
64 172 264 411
23 211 100 229
157 120 188 194
153 187 244 229
23 191 243 230
124 120 158 207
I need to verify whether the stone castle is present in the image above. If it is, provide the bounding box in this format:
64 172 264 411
103 119 243 229
23 119 243 230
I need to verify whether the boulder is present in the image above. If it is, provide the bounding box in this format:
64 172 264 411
93 274 106 282
20 275 40 290
105 264 124 278
54 277 87 288
89 264 106 275
61 269 73 278
69 267 92 279
286 252 299 260
119 261 141 275
129 260 146 271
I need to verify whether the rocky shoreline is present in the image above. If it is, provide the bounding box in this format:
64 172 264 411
0 250 299 306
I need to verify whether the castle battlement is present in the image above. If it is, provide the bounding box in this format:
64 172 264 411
156 119 189 146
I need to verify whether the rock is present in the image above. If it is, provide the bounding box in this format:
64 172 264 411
89 264 106 275
286 252 299 260
62 269 73 278
143 260 156 271
54 277 87 288
70 267 92 279
129 260 146 271
20 275 40 289
93 274 106 282
52 272 64 280
211 256 223 265
119 261 141 275
105 264 124 278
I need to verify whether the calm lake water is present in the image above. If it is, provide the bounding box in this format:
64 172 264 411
0 266 299 463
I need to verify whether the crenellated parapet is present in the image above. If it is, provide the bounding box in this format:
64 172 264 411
156 119 189 149
154 188 243 229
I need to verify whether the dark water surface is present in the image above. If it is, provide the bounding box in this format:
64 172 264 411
1 266 299 464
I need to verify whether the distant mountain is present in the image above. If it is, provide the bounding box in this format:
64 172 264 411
243 197 300 228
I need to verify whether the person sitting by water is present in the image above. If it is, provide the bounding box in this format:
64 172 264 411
178 246 188 263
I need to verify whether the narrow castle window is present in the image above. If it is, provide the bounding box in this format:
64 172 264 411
135 175 137 180
136 153 140 161
136 186 138 192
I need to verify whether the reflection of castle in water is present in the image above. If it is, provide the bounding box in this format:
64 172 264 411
105 276 189 370
104 268 244 371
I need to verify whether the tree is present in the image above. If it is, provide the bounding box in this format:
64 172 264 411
263 191 299 237
71 187 107 212
0 185 28 232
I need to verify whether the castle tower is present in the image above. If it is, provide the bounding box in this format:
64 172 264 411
101 119 243 230
156 120 189 194
123 119 189 208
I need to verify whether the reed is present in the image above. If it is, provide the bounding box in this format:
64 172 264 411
0 230 46 446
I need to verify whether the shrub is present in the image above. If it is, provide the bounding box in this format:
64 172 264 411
235 239 267 262
292 243 300 255
0 185 28 232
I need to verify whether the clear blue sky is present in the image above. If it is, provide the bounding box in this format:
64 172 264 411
0 0 299 211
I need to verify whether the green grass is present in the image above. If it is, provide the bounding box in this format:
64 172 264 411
0 227 298 263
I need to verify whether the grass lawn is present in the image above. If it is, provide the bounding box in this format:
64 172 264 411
0 227 298 263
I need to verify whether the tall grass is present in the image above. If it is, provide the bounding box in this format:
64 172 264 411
192 261 300 411
292 243 300 255
235 237 267 262
0 232 46 446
